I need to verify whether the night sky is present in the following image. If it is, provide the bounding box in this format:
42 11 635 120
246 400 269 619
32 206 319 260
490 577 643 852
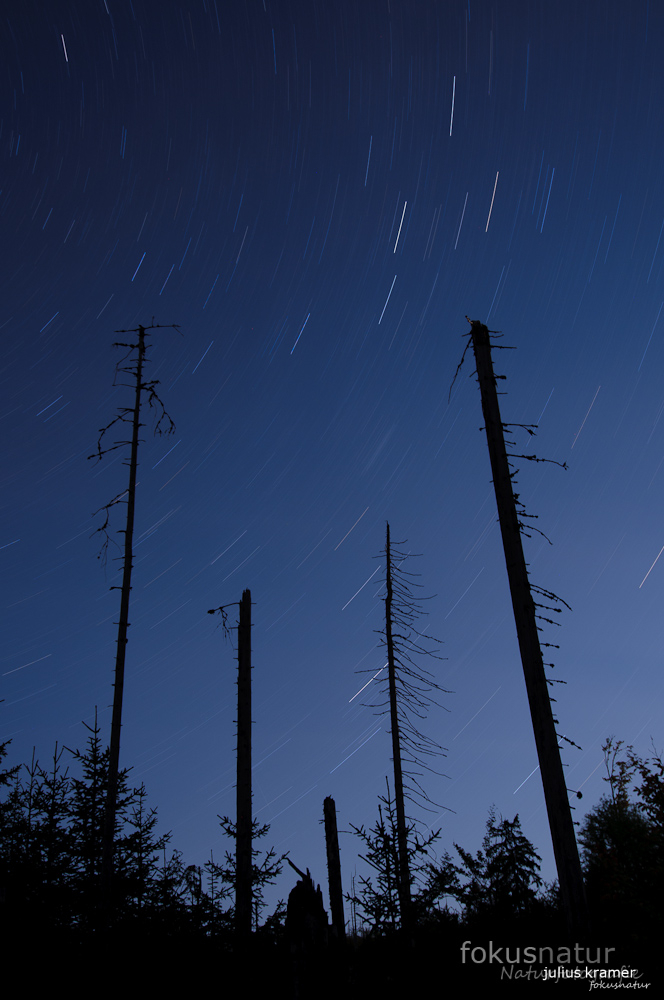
2 0 664 921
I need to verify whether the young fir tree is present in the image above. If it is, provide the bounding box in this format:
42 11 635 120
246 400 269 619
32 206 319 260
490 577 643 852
212 815 287 932
67 716 190 931
0 725 201 940
427 807 544 924
347 778 441 935
0 751 44 923
579 737 664 936
30 744 74 926
66 712 134 926
0 739 20 865
118 782 174 923
0 744 77 932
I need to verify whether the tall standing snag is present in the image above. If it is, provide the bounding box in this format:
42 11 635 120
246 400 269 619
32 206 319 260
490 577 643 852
467 318 588 935
384 523 413 930
323 796 346 940
209 592 285 935
360 524 449 932
89 321 178 909
236 588 253 938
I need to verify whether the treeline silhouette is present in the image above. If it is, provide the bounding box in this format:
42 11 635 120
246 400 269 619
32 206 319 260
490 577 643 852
1 729 661 991
0 717 239 939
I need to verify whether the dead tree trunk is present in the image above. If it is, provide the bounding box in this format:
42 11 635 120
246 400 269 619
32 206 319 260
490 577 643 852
101 324 145 904
236 588 253 937
323 796 346 940
91 321 177 914
385 523 412 932
468 319 588 936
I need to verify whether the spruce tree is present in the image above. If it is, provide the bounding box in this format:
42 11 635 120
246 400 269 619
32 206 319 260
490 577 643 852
346 779 440 934
426 807 544 924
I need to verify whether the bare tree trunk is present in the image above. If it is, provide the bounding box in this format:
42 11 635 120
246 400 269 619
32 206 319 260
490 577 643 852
385 523 412 931
323 796 346 940
468 319 589 936
236 589 253 937
101 323 146 904
92 320 177 919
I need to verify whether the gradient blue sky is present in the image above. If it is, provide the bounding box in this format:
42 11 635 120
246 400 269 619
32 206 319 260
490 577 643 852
2 0 663 920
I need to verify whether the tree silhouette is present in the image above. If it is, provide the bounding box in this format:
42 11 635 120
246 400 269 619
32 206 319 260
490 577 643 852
212 815 287 932
208 590 256 939
361 523 449 930
66 711 135 927
88 321 178 908
347 778 441 934
428 807 544 924
579 738 664 939
0 720 221 942
465 318 587 935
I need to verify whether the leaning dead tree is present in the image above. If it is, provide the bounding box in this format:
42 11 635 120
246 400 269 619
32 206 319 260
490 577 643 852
89 321 178 906
364 523 450 931
465 318 588 935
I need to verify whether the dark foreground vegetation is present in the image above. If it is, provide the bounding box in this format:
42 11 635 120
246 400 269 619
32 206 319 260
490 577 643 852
1 733 660 993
